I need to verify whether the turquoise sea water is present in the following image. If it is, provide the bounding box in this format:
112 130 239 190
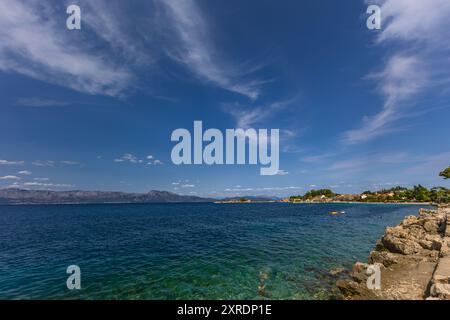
0 203 428 299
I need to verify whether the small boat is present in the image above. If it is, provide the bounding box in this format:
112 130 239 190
329 211 345 216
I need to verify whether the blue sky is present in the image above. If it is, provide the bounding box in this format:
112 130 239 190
1 0 450 197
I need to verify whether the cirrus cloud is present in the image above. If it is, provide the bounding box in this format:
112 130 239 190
0 175 21 180
343 0 450 144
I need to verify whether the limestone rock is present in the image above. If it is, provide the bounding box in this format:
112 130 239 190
424 220 440 234
369 251 400 267
430 284 450 299
420 237 442 251
336 279 360 297
401 215 421 227
381 233 421 255
336 206 450 300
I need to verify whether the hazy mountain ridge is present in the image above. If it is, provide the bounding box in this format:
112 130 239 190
0 189 214 204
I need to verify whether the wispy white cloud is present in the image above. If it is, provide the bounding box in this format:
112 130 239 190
32 160 56 167
18 170 32 175
275 170 289 176
158 0 266 99
343 0 450 144
376 0 450 45
0 175 21 180
0 160 24 166
114 154 142 164
60 161 80 166
343 55 426 144
0 1 133 96
30 160 81 167
16 98 69 108
114 153 163 166
222 98 301 153
223 99 295 128
145 155 163 165
1 182 21 189
0 0 269 99
81 0 154 68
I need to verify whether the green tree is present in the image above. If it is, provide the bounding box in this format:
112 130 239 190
302 189 335 200
412 185 431 202
430 187 450 204
440 167 450 179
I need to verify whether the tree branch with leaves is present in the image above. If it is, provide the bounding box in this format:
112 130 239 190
440 167 450 179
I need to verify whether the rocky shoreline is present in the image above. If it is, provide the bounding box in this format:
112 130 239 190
336 206 450 300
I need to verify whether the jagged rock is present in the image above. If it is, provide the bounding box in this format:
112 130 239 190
369 251 400 267
430 284 450 299
432 239 443 251
381 233 422 255
336 206 450 300
420 237 442 251
429 250 440 262
446 221 450 237
440 240 450 257
329 268 347 277
336 280 360 297
433 257 450 283
419 209 438 217
350 262 369 283
401 215 421 227
352 262 369 273
374 240 385 251
424 220 441 234
351 271 367 284
409 225 427 237
419 240 433 250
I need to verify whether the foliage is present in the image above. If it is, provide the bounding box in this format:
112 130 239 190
290 189 335 201
440 167 450 179
290 186 450 204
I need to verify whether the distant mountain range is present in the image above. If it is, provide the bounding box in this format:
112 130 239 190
0 189 214 205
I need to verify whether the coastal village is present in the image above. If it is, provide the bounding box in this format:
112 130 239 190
217 168 450 205
284 188 440 204
217 185 450 205
284 191 385 203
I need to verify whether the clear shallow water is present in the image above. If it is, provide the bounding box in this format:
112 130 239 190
0 203 428 300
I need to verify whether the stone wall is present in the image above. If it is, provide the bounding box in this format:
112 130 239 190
337 206 450 300
429 206 450 299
